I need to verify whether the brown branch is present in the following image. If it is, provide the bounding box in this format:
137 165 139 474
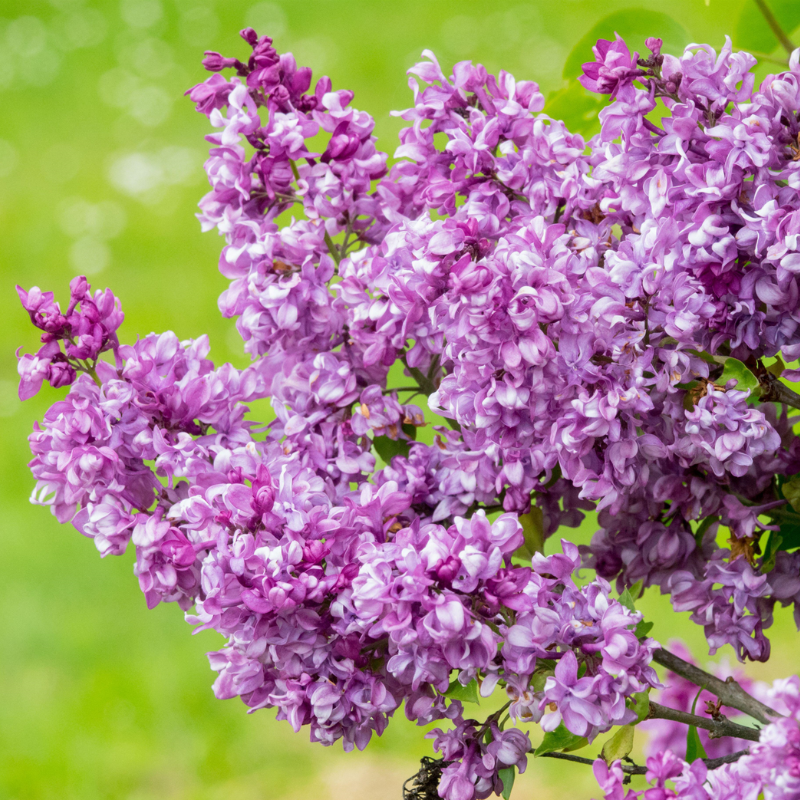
704 749 752 769
757 370 800 412
653 647 781 725
537 748 751 775
753 0 796 56
647 701 760 742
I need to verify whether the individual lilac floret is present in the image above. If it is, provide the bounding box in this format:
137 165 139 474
579 34 642 99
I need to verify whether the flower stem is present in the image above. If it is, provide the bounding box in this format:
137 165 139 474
82 363 101 387
399 355 462 432
324 231 341 266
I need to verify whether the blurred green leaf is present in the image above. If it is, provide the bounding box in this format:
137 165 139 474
602 724 635 763
766 502 800 556
777 516 800 550
563 736 590 752
562 10 690 79
499 767 515 800
735 0 800 54
635 619 654 638
531 666 555 692
544 82 603 137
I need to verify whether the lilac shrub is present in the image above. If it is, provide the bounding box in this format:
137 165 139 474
15 19 800 800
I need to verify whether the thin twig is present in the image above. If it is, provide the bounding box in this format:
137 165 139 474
753 0 796 56
647 701 760 742
704 749 752 770
324 231 341 266
653 647 781 725
399 355 462 432
465 503 504 518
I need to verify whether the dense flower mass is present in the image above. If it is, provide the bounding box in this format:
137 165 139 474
15 21 800 800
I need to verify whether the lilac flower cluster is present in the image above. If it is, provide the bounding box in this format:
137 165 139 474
15 21 800 800
17 276 122 400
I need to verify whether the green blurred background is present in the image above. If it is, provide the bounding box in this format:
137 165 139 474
3 0 800 797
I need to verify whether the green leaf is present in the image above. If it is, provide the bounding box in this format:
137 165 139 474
514 506 545 560
544 82 603 138
735 0 800 54
685 686 709 763
534 724 588 756
629 579 644 601
687 349 718 366
685 725 708 763
761 530 784 574
401 421 418 440
562 736 590 753
498 767 515 800
443 678 480 705
783 476 800 513
767 357 786 378
562 10 689 79
634 619 654 639
618 587 637 612
372 435 410 463
765 503 800 559
531 667 555 693
777 517 800 551
602 724 635 763
630 690 651 724
694 515 720 546
718 357 760 394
